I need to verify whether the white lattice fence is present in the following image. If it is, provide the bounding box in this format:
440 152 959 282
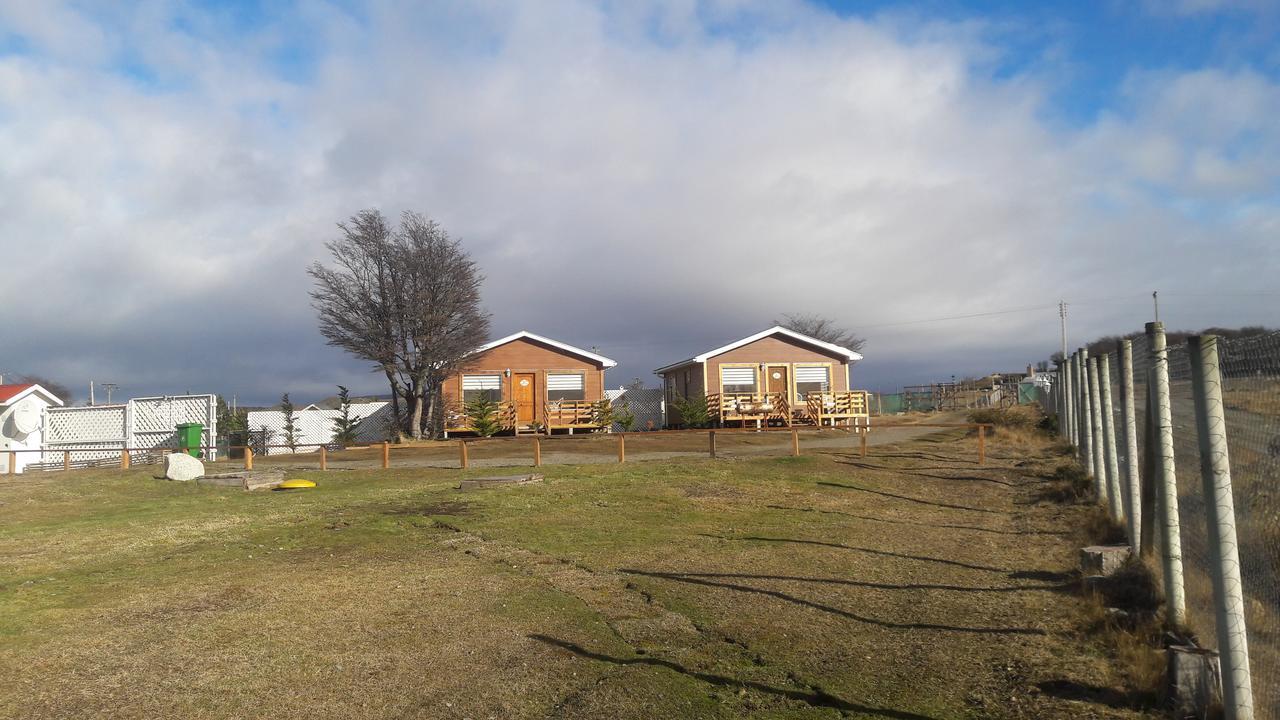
41 395 217 466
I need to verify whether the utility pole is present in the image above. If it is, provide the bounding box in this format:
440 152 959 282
1058 300 1068 360
103 383 118 404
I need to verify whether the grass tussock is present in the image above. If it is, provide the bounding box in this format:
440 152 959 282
1078 558 1167 707
1030 462 1095 505
1081 506 1129 546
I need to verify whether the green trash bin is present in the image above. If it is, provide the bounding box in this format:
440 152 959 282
176 423 204 458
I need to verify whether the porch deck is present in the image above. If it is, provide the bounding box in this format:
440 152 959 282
445 400 608 436
705 391 870 429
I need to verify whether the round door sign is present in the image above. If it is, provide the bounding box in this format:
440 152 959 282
519 378 530 386
772 372 782 379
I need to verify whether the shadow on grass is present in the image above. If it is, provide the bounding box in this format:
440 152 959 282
529 634 943 719
832 461 1017 487
621 569 1047 636
1034 679 1146 709
816 481 1007 514
716 534 1012 573
628 569 1069 594
763 504 1066 537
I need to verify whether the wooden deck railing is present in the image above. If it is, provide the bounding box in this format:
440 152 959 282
702 390 870 427
444 401 517 434
706 392 791 424
543 400 603 429
806 391 871 426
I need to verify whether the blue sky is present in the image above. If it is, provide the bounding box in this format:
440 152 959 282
0 0 1277 403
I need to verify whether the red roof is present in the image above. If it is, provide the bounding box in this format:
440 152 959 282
0 384 35 403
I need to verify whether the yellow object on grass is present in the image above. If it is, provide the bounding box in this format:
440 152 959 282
277 478 317 490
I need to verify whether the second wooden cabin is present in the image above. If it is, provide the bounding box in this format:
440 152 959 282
655 326 869 429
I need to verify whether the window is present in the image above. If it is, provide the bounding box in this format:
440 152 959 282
547 373 585 401
721 366 756 394
462 374 502 403
795 366 830 399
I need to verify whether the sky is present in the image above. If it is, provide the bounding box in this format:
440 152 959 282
1 0 1278 405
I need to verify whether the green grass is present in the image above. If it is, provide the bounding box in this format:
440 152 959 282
0 435 1160 719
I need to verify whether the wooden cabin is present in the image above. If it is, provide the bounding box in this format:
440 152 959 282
442 331 617 436
655 326 869 429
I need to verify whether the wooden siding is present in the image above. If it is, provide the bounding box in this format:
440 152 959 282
706 335 850 397
662 362 706 426
442 336 607 426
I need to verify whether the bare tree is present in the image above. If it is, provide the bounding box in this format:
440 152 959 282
309 209 490 439
774 312 865 353
2 373 74 404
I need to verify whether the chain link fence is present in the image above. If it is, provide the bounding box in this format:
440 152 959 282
1079 330 1277 718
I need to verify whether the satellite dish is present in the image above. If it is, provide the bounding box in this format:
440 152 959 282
11 399 40 435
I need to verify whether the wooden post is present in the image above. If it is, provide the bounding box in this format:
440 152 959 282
533 437 542 467
459 440 469 469
791 428 800 457
319 446 327 471
244 447 254 471
381 441 390 470
63 451 71 471
121 449 130 470
617 434 626 464
8 451 15 475
708 430 717 459
978 425 986 465
860 429 868 458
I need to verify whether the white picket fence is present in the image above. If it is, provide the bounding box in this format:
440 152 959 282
40 395 217 466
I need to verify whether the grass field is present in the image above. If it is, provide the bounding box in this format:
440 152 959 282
1 427 1160 719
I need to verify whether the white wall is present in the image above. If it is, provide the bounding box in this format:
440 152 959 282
0 400 51 474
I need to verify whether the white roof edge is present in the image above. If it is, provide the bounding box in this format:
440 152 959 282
670 326 862 367
697 326 862 362
0 384 66 407
474 331 618 368
653 357 700 375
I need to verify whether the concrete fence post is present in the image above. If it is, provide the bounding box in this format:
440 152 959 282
1188 335 1255 720
1079 349 1095 477
1147 321 1186 628
1068 353 1079 447
1087 353 1106 500
1118 340 1142 553
1062 360 1075 445
1098 353 1123 522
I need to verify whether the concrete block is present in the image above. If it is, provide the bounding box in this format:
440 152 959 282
1079 544 1130 576
1165 644 1221 718
197 470 285 491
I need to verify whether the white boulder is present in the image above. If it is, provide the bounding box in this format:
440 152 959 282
164 453 205 481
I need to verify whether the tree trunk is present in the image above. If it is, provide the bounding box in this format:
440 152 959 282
408 392 424 440
383 368 400 423
424 379 439 440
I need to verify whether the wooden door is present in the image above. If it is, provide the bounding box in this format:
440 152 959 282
767 365 789 400
514 373 536 424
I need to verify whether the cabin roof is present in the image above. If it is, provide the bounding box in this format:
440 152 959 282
654 326 863 374
0 383 65 406
474 331 618 368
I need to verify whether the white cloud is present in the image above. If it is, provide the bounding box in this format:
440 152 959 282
0 1 1277 399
